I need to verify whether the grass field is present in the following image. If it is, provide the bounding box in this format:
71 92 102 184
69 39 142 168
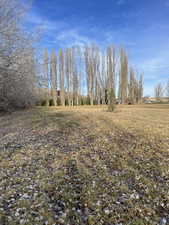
0 104 169 225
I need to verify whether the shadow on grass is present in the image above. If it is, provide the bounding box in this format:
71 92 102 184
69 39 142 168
0 109 82 155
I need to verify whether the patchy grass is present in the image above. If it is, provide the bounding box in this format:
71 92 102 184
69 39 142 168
0 104 169 225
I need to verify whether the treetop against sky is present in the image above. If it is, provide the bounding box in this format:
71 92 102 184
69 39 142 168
25 0 169 96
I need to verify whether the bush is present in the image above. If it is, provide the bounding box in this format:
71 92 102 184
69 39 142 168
86 97 91 105
41 100 49 106
57 98 61 106
80 98 84 105
49 99 55 106
108 103 116 112
0 0 38 112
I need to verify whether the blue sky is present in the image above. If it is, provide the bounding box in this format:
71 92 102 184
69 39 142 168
26 0 169 96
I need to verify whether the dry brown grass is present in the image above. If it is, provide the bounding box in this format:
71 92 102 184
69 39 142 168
0 104 169 225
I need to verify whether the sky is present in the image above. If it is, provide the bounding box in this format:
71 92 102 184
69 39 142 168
26 0 169 96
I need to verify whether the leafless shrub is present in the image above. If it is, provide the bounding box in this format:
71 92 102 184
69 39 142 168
0 0 39 111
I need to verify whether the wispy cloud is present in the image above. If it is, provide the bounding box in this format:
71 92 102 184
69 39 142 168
104 28 136 47
139 57 169 73
26 12 66 31
25 12 94 48
56 29 93 47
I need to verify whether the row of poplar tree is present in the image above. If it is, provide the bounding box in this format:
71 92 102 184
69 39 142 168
39 45 143 106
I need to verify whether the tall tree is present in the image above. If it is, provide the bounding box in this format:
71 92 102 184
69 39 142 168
72 47 79 106
128 67 136 104
107 46 116 105
43 49 50 106
138 74 143 103
84 46 94 105
119 48 128 104
166 79 169 101
59 49 65 106
50 50 57 106
84 44 100 105
65 48 71 106
0 0 38 111
39 45 144 107
155 83 163 101
76 46 83 105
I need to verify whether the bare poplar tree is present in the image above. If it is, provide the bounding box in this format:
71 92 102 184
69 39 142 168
43 49 50 106
50 50 57 106
155 83 163 101
166 79 169 101
39 45 144 107
72 47 79 106
59 49 65 106
75 46 84 106
65 48 71 106
138 74 143 103
128 67 136 104
119 48 128 104
101 53 108 105
76 46 83 105
84 44 100 105
84 46 93 105
94 45 101 105
65 48 75 106
107 46 116 108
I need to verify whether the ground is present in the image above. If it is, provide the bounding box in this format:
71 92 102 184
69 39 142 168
0 104 169 225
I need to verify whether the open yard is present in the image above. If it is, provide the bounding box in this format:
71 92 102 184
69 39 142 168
0 104 169 225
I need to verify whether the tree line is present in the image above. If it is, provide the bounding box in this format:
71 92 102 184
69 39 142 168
0 0 146 112
39 46 144 107
154 80 169 101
